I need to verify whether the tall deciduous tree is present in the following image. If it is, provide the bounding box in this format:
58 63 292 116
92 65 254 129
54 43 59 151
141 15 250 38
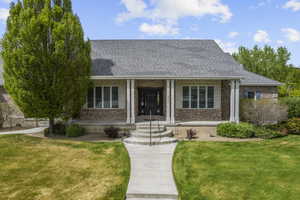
233 45 300 97
1 0 91 134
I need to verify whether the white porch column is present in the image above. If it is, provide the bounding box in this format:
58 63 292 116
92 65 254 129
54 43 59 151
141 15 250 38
131 80 135 124
126 80 131 124
230 80 235 122
170 80 175 124
166 80 171 123
235 80 240 123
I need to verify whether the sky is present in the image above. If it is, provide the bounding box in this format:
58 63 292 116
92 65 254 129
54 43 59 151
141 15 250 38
0 0 299 66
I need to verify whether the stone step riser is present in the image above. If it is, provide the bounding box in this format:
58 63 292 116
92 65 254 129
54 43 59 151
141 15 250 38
124 139 177 145
131 130 173 138
126 193 178 199
136 129 166 134
131 133 173 138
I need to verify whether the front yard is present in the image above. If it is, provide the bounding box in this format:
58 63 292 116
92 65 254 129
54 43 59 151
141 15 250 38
173 135 300 200
0 135 130 200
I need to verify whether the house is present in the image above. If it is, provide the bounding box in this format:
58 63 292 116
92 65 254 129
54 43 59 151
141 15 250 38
0 40 281 134
78 40 281 130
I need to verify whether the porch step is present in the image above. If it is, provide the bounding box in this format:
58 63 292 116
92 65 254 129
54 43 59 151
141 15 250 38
123 137 177 145
135 128 166 134
126 193 178 199
131 130 173 138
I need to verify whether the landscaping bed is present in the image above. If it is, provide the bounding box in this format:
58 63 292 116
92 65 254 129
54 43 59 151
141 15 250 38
173 135 300 200
0 135 130 200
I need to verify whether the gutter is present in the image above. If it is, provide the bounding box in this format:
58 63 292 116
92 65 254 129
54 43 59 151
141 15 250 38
90 76 243 80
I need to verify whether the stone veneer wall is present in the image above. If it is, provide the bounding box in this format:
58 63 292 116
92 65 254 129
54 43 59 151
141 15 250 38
175 109 222 121
80 109 127 122
221 80 230 121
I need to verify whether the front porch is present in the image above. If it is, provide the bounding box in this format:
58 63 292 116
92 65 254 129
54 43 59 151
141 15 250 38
78 79 241 127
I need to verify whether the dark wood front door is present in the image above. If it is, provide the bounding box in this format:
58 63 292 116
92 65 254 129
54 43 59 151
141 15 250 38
138 88 163 116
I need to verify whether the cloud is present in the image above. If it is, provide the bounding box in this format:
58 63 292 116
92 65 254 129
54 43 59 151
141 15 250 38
253 30 271 43
0 8 9 21
215 39 238 54
283 0 300 11
228 31 239 38
277 40 284 45
139 23 178 35
1 0 12 3
282 28 300 42
117 0 233 34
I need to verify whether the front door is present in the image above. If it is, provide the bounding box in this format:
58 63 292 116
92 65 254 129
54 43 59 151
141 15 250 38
138 88 163 116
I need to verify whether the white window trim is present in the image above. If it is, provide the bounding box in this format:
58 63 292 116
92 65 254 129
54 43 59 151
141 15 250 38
183 85 215 109
88 86 120 109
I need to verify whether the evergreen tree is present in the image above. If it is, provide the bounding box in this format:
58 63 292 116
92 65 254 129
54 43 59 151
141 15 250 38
1 0 91 134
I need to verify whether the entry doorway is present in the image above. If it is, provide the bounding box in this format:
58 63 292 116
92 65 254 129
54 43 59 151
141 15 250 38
138 88 163 116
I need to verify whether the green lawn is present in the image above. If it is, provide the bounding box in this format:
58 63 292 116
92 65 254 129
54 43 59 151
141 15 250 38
0 135 130 200
173 136 300 200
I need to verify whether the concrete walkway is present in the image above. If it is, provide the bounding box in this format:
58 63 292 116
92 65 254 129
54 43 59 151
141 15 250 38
0 127 46 135
125 143 178 200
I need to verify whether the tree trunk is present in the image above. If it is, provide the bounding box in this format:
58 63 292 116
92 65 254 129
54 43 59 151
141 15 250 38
49 118 54 136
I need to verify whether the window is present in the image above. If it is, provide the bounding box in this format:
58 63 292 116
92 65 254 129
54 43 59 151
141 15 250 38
112 87 119 108
182 86 190 108
182 86 215 109
87 86 119 109
87 88 94 108
207 86 214 108
95 87 102 108
244 91 261 100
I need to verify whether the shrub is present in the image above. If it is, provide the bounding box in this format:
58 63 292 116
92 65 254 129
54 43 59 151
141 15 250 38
44 122 66 136
66 124 85 137
217 123 256 138
104 127 120 138
286 118 300 135
281 97 300 119
254 127 287 139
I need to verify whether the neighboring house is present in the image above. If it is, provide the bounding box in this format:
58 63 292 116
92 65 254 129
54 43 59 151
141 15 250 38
0 40 281 130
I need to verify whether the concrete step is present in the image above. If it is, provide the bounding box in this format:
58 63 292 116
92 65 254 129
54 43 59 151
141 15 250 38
131 130 173 138
136 128 166 133
126 193 178 199
124 137 177 145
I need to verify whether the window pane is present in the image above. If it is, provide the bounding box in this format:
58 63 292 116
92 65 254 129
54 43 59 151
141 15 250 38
183 86 190 108
199 87 206 108
112 87 119 108
256 91 262 100
191 86 198 108
95 87 102 108
87 88 94 108
104 87 111 108
207 86 214 108
247 91 255 99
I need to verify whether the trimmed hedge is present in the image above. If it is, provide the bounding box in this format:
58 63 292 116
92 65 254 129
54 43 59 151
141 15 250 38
66 124 86 137
286 118 300 135
217 123 256 138
217 122 287 139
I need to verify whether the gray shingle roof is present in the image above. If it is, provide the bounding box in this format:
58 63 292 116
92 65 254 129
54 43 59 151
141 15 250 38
0 40 281 86
91 40 243 78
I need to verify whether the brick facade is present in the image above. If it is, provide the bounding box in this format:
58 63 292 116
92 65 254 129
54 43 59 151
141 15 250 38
80 109 127 122
175 109 222 121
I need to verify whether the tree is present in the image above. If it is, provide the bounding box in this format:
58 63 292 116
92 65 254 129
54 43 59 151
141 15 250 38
233 45 300 97
1 0 91 135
